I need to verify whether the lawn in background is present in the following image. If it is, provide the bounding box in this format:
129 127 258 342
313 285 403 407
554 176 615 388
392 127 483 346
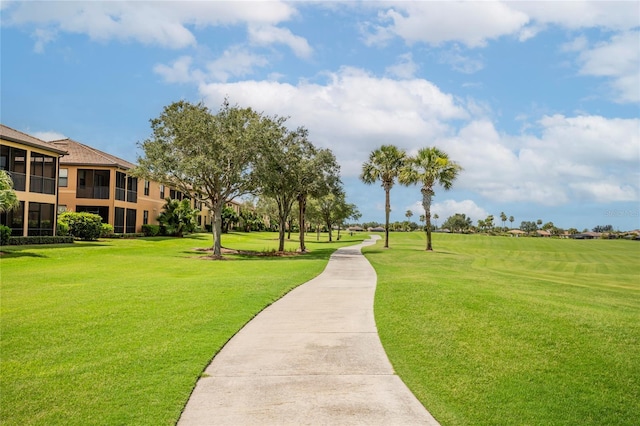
0 231 364 426
365 233 640 425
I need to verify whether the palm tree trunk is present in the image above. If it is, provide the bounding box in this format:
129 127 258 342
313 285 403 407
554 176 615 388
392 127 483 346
384 187 390 248
422 187 434 251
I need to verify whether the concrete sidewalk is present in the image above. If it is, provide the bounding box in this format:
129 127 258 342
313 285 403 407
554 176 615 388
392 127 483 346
178 236 440 425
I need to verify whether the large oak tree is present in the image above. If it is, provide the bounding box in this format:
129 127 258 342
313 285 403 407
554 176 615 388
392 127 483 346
135 100 270 257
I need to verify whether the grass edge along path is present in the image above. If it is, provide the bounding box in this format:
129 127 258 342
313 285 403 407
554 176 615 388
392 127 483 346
0 232 365 426
364 233 640 426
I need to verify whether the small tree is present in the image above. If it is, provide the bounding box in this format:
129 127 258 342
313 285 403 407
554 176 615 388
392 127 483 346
157 198 200 237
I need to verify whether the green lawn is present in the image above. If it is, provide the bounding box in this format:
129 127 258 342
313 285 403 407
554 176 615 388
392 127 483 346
0 231 364 425
365 233 640 426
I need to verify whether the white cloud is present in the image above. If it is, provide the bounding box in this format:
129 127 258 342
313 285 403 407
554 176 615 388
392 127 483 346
512 1 640 32
363 2 529 48
198 67 468 175
153 56 198 84
385 53 418 79
248 25 312 59
438 46 484 74
577 31 640 103
442 115 639 205
4 1 298 50
32 130 67 141
206 47 270 82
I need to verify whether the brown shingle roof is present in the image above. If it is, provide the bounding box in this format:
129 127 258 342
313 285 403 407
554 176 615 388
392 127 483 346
50 138 136 169
0 124 68 155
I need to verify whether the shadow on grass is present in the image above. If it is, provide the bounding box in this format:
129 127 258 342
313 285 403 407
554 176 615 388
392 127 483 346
0 250 47 259
187 246 338 262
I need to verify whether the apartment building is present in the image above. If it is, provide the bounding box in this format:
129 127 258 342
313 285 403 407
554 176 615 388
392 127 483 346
0 124 67 237
49 138 220 233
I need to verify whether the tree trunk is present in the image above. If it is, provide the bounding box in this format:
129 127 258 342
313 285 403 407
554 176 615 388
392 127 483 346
326 220 333 242
278 219 286 252
422 187 434 251
384 187 390 248
298 195 307 252
211 198 223 257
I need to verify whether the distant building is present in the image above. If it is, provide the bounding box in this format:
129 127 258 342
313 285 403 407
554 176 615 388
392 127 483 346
50 138 241 233
1 124 68 236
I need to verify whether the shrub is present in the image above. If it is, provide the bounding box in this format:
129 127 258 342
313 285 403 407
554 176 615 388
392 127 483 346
58 212 102 241
8 236 74 245
100 223 114 238
141 224 161 237
57 221 70 236
0 224 11 245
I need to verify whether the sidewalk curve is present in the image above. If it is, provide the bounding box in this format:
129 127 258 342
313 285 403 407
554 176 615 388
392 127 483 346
178 235 440 425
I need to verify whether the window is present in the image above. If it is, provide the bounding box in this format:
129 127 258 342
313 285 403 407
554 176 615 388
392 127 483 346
29 153 56 194
114 207 125 233
126 176 137 203
1 145 27 191
126 209 137 233
0 201 24 236
77 169 109 199
159 184 165 199
115 172 126 201
143 210 149 225
27 202 54 236
144 180 150 196
59 168 68 187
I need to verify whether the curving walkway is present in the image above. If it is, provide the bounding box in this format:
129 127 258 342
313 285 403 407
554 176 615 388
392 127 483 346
178 236 440 425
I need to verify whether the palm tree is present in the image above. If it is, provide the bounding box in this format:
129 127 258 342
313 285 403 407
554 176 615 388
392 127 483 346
399 147 462 251
433 213 439 230
509 215 514 228
0 170 19 213
500 211 507 229
360 145 407 248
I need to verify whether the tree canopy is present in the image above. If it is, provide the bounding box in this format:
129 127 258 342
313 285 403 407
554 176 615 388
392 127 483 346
135 99 272 256
360 145 407 248
400 147 462 251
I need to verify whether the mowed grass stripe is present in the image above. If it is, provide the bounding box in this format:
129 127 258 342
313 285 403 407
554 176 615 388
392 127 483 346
365 232 640 426
1 232 365 425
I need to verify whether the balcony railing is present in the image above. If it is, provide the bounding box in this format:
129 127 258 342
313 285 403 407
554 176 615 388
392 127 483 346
115 187 126 201
126 190 137 203
77 186 110 199
6 171 26 191
29 176 56 195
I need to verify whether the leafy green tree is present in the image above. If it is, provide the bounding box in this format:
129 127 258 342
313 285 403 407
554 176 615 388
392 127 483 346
135 100 270 256
254 122 333 252
485 215 494 231
295 147 341 252
399 147 462 251
520 221 538 233
157 198 200 237
360 145 407 248
315 190 358 242
442 213 472 233
221 206 239 233
0 170 19 213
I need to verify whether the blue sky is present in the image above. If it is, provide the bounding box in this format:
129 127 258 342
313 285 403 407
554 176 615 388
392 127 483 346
2 1 639 231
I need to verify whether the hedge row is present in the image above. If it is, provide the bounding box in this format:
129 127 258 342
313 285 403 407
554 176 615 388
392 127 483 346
6 236 75 246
